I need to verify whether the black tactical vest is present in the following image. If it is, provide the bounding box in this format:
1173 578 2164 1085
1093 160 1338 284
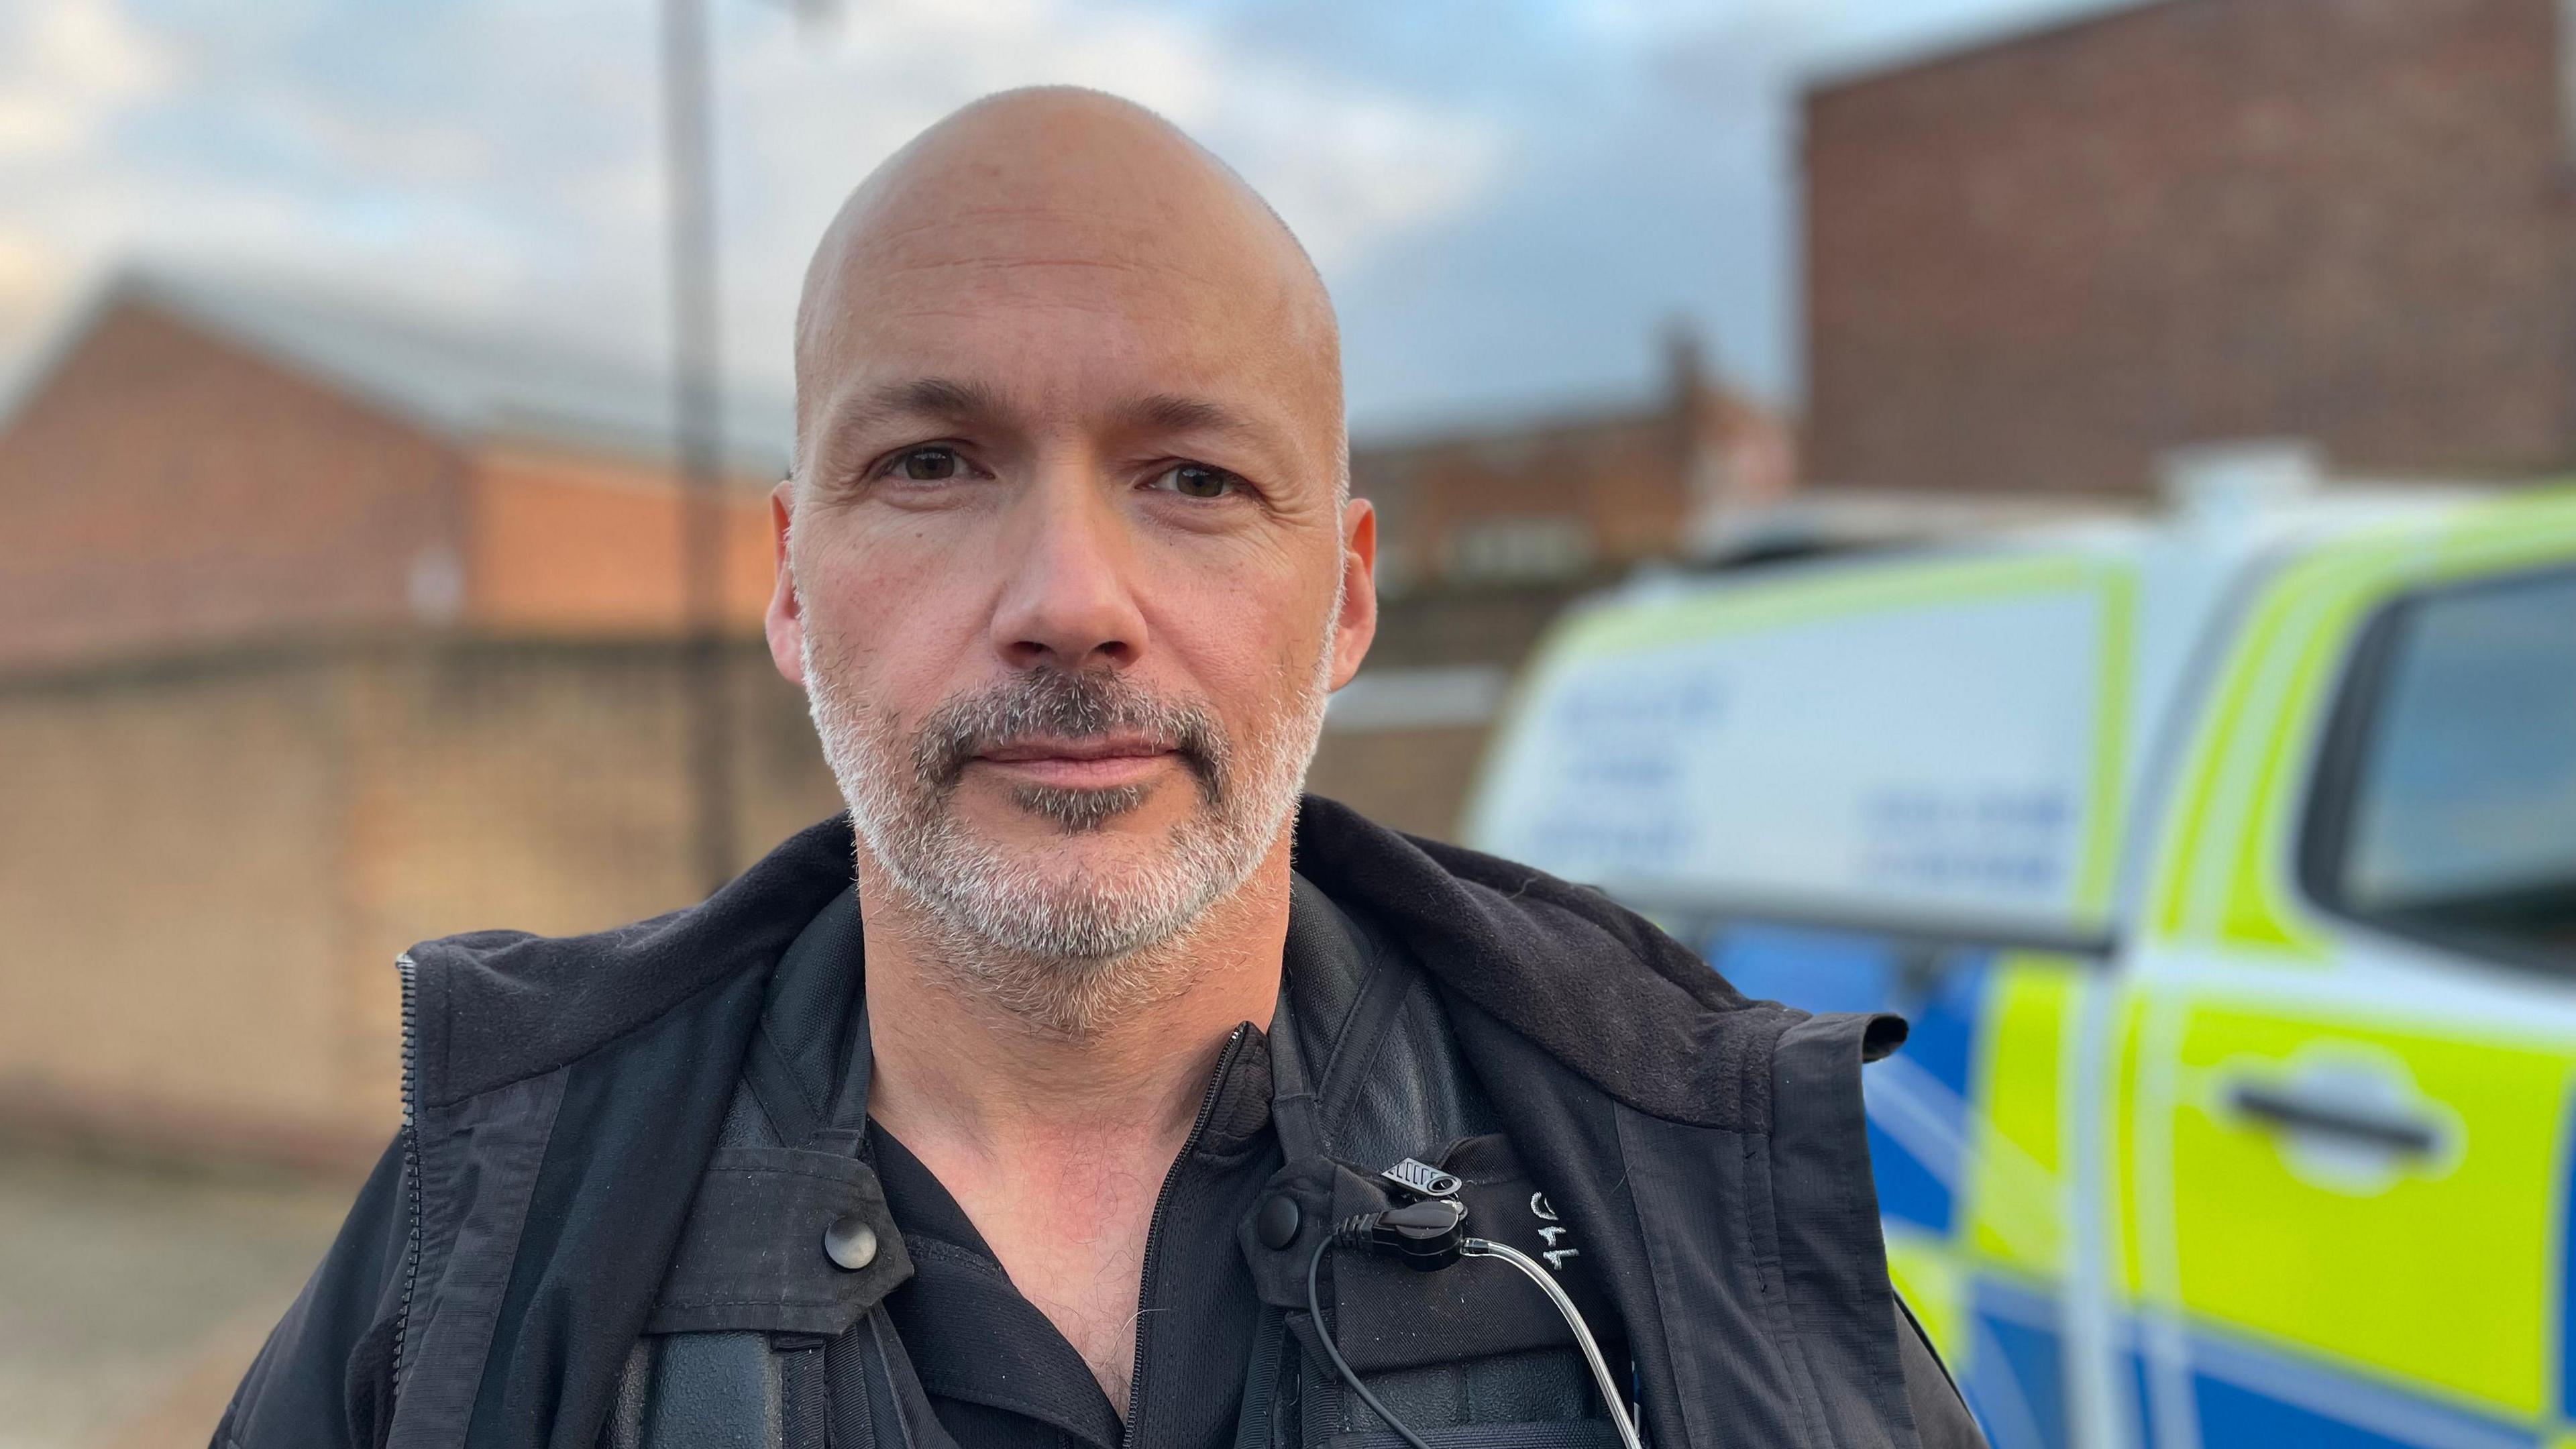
601 879 1627 1449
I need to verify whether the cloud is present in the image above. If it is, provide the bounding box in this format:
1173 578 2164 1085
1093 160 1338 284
0 0 2125 430
0 0 172 159
0 0 1512 409
0 0 173 353
702 0 1512 390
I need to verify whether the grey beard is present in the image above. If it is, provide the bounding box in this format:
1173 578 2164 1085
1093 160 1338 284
1012 782 1152 833
800 622 1331 1034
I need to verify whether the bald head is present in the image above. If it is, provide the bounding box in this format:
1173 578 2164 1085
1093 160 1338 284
794 88 1343 486
767 89 1378 993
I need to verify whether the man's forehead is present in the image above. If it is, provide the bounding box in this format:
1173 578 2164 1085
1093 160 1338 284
819 216 1284 331
803 244 1333 465
833 196 1243 284
815 91 1291 273
807 180 1316 352
807 274 1309 421
796 90 1338 403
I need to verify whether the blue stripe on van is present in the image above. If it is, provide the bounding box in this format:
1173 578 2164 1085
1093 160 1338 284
2182 1329 2536 1449
1904 953 1986 1102
1703 926 1947 1228
2128 1348 2157 1448
1703 924 1896 1018
2098 1312 2533 1449
1964 1277 2068 1449
2192 1375 2427 1449
1707 924 1988 1236
1868 1102 1957 1234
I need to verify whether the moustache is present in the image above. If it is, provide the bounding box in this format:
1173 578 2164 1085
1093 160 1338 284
912 669 1228 797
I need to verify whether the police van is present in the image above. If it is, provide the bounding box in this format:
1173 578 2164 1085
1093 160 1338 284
1460 474 2576 1449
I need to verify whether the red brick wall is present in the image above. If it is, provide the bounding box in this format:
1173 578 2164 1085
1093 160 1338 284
1358 409 1695 585
1805 0 2576 494
466 445 775 635
0 301 466 669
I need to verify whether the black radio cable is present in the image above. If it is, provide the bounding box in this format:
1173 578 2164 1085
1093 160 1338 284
1305 1231 1440 1449
1302 1200 1645 1449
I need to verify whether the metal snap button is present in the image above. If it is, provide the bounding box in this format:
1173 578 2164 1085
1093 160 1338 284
1254 1192 1301 1250
824 1214 879 1271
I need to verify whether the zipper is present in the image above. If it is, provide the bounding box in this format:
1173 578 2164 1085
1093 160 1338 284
391 951 425 1401
1120 1022 1249 1449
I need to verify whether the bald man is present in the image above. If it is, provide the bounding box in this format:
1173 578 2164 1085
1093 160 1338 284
218 91 1981 1449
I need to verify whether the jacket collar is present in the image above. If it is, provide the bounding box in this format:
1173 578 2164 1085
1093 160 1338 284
403 797 1877 1132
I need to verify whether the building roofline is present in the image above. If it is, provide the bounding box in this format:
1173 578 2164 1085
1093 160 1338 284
2 260 795 477
1350 371 1780 464
0 268 134 440
1799 0 2161 99
1351 390 1670 460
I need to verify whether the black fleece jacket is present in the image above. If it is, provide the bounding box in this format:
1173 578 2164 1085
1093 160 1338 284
215 796 1978 1449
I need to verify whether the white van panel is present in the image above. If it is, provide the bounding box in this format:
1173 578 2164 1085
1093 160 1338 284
1468 570 2118 934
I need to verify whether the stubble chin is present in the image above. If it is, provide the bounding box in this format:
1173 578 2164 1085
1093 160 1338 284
799 629 1324 1034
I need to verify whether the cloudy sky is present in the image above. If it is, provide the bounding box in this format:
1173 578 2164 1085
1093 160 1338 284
0 0 2127 435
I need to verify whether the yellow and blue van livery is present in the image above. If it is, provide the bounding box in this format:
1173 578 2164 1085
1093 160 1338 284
1462 484 2576 1449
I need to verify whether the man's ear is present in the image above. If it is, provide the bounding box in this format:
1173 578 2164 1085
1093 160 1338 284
764 480 806 685
1328 497 1377 691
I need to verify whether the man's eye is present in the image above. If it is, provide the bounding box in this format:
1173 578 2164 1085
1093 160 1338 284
1150 463 1240 499
892 447 961 481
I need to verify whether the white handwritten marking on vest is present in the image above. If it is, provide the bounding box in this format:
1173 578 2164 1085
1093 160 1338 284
1528 1192 1580 1270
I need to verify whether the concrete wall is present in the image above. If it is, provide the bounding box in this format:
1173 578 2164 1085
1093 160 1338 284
0 653 361 1159
0 638 840 1164
1305 724 1495 841
0 589 1590 1161
1805 0 2576 494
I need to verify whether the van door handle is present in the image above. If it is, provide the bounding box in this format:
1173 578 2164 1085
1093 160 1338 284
2227 1081 2441 1157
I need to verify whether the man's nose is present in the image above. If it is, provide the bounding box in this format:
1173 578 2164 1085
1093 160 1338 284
989 467 1147 672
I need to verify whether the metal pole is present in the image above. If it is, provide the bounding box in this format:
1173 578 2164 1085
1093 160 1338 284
660 0 738 895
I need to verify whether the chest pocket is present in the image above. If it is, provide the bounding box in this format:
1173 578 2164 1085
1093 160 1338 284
1325 1135 1624 1375
1243 1134 1631 1448
645 1147 913 1336
619 1150 921 1449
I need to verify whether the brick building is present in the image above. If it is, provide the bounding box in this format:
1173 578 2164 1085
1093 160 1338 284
0 270 1788 1161
0 268 784 670
0 269 819 1162
1308 330 1795 837
1805 0 2576 495
1355 327 1794 592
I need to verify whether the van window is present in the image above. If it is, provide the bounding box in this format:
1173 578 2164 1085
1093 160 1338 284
2308 567 2576 967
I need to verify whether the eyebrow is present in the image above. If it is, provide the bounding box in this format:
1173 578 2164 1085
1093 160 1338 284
1117 392 1264 440
808 378 1279 462
819 376 1010 440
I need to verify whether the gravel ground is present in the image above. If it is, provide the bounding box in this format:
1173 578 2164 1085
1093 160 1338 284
0 1148 352 1449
